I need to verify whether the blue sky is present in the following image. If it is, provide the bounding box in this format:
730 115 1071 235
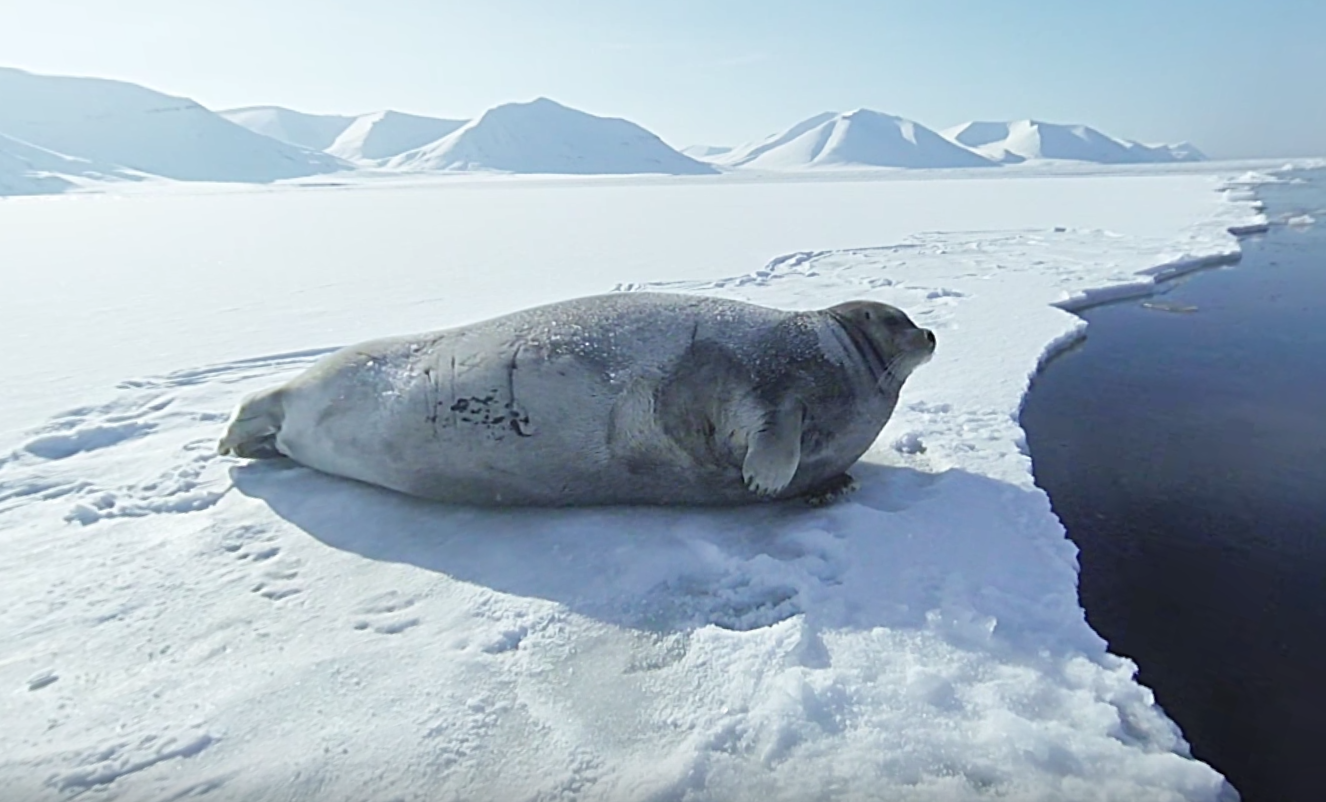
2 0 1322 158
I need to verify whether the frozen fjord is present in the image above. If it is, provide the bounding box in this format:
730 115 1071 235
0 165 1273 801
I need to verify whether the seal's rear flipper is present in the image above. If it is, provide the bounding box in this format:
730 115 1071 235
218 387 287 459
742 400 804 498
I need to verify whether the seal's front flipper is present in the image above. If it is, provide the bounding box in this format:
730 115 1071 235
802 473 859 507
218 387 287 460
742 401 804 498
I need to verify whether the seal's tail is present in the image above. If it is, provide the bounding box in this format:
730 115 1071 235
218 387 286 459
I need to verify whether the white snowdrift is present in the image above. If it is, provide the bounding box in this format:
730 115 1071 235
716 110 996 170
944 120 1206 165
0 167 1268 801
0 68 346 184
218 106 356 152
387 97 717 175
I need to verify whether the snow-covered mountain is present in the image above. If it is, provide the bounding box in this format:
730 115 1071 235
942 120 1206 164
387 97 717 175
715 110 997 170
0 131 144 195
0 68 346 185
221 107 468 163
1132 140 1208 162
325 110 466 163
0 64 1214 197
0 133 79 195
218 106 355 152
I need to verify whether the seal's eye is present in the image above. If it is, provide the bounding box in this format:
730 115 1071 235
863 311 873 321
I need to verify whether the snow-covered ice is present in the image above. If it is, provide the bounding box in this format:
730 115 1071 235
0 164 1272 801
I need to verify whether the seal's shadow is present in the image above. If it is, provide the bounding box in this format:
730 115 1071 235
229 460 1039 635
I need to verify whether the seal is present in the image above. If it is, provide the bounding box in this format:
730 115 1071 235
218 292 935 506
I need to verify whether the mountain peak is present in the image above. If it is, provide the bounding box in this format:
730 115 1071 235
715 109 994 170
941 119 1205 164
387 98 716 175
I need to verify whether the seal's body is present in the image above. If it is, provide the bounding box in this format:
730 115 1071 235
219 293 934 506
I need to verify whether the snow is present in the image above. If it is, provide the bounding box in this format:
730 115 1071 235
715 110 996 170
0 133 89 195
386 97 717 175
218 106 356 152
324 111 467 163
0 67 1223 198
220 106 468 164
943 120 1206 165
1140 141 1208 162
0 68 347 184
0 164 1273 801
682 145 734 161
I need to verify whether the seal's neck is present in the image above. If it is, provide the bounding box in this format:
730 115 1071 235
827 312 900 392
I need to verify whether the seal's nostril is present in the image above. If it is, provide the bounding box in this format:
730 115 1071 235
924 330 936 346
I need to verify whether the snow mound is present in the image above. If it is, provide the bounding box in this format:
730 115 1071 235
716 110 997 170
325 110 466 162
0 68 347 185
943 120 1206 164
218 106 356 151
387 97 717 175
682 144 735 161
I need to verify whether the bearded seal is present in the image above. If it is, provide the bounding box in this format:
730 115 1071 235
218 292 935 506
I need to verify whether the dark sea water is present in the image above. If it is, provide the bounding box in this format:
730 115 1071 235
1020 168 1326 802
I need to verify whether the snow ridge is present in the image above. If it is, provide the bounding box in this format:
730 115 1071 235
218 106 356 151
325 110 467 162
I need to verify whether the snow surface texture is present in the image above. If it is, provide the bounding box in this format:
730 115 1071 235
0 167 1269 801
0 68 345 185
387 97 717 175
943 120 1205 165
714 110 996 170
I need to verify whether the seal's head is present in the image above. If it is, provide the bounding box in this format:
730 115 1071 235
827 300 936 388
